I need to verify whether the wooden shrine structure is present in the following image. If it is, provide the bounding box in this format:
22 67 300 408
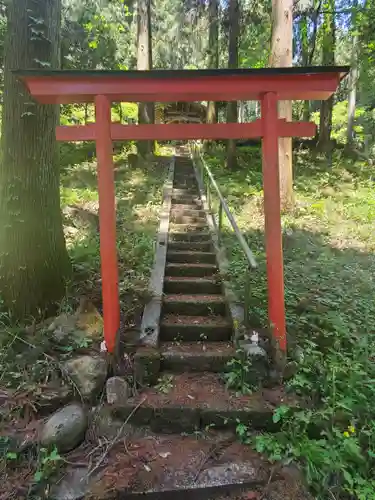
17 67 349 354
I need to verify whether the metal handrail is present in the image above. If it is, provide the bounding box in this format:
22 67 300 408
190 142 257 326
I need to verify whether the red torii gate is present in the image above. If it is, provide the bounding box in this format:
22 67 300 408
17 67 348 355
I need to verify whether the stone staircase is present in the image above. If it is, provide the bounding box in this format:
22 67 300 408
160 156 234 375
117 156 293 432
102 156 306 499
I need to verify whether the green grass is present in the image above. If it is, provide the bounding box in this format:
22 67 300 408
205 145 375 500
0 147 169 497
61 147 168 316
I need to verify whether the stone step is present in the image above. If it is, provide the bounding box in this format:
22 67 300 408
160 342 235 372
169 222 208 233
170 205 205 217
165 263 217 277
160 314 232 341
162 294 226 316
164 276 221 295
166 251 216 265
173 187 198 194
167 240 212 252
79 425 309 498
173 180 196 187
173 179 198 186
170 213 206 225
168 231 211 243
113 372 290 433
173 183 198 190
171 194 202 206
172 188 199 196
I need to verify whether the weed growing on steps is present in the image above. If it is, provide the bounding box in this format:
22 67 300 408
223 348 256 395
155 374 174 394
205 147 375 499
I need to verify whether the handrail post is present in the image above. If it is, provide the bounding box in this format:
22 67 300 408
190 142 258 335
244 266 251 327
218 201 223 245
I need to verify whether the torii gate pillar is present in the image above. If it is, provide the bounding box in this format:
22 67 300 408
16 67 349 358
261 92 286 352
95 95 119 354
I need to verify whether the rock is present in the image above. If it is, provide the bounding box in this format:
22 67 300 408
75 298 103 340
51 467 89 500
35 383 73 415
198 462 259 487
293 346 305 363
40 404 87 452
134 347 161 386
48 313 79 343
91 406 125 440
238 342 269 385
283 361 298 380
64 355 107 401
280 463 305 483
106 376 130 405
48 300 103 345
89 406 143 441
267 369 282 387
241 343 267 360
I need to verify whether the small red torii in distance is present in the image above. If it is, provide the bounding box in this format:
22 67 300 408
17 66 348 356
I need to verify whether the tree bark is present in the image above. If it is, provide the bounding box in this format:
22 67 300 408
137 0 154 157
347 1 358 147
206 0 219 125
0 0 70 319
300 14 310 121
269 0 293 210
226 0 239 170
302 2 321 121
318 0 335 152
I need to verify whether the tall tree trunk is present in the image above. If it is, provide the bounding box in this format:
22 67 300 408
239 101 245 123
137 0 154 157
206 0 219 125
347 1 358 147
0 0 70 319
318 0 335 152
226 0 239 170
303 1 321 121
269 0 293 210
300 14 310 121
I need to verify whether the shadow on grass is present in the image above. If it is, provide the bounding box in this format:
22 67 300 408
63 157 169 324
222 226 375 349
205 146 374 209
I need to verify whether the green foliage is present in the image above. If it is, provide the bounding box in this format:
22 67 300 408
60 150 166 310
223 348 254 395
207 146 375 499
155 374 174 394
34 447 62 483
311 100 367 146
254 330 375 498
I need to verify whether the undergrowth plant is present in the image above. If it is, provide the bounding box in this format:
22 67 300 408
33 447 62 484
223 348 255 395
237 332 375 499
206 147 375 500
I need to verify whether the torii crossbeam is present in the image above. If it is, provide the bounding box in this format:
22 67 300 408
17 66 349 355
